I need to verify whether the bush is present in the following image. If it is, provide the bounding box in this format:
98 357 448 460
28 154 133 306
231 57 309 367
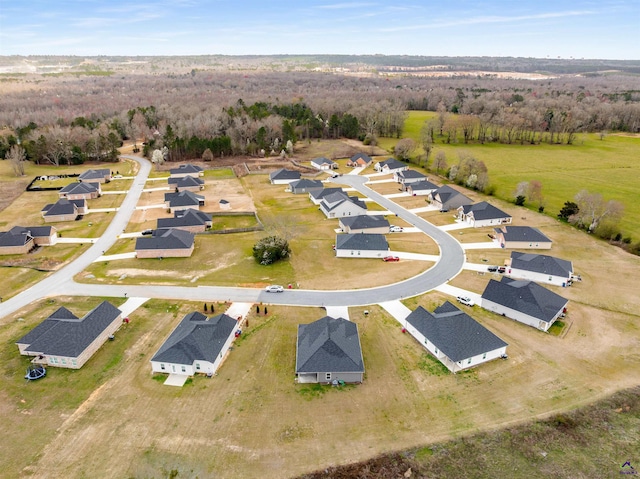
252 235 291 265
515 195 526 206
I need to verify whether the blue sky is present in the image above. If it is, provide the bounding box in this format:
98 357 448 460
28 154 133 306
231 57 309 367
0 0 638 59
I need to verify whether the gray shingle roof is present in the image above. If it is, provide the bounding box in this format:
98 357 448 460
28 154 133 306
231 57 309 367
164 190 204 207
311 157 336 167
167 175 204 187
397 170 427 180
460 201 511 221
350 153 372 164
151 313 237 365
310 187 343 201
481 277 568 323
290 179 323 190
510 252 573 277
335 233 389 251
157 209 212 229
296 316 364 374
269 168 301 181
169 164 203 175
0 226 33 247
321 192 367 213
18 301 121 357
407 180 438 191
79 169 110 181
379 158 406 170
339 215 390 230
432 185 472 209
41 198 80 217
59 182 99 195
494 226 552 243
135 228 195 251
406 303 508 362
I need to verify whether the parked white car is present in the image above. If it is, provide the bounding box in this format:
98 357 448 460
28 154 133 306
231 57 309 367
456 296 475 307
265 285 285 293
389 225 404 233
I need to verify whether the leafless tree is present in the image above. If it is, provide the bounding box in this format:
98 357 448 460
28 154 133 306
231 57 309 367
394 138 416 161
571 190 624 232
7 144 27 176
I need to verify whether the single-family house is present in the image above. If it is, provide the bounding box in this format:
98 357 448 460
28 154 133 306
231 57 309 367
395 169 427 187
506 251 574 287
309 187 343 205
428 185 473 212
150 312 238 377
79 168 111 183
335 233 389 258
16 301 122 369
319 191 368 218
347 153 372 168
295 316 364 384
164 191 205 212
406 180 439 196
41 198 86 222
135 228 195 258
404 302 508 373
493 226 552 249
310 157 338 170
289 179 324 195
481 277 568 332
168 175 205 192
270 168 301 185
157 208 212 233
375 158 408 174
457 201 512 227
58 181 101 200
0 226 57 254
339 215 390 234
169 164 204 178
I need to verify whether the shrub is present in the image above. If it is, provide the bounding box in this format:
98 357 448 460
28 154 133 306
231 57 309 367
515 195 526 206
252 235 291 265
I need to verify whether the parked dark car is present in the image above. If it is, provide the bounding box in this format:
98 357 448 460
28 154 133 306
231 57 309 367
498 266 506 273
487 266 498 272
141 229 154 235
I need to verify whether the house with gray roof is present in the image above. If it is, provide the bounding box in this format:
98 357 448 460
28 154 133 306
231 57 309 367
457 201 512 228
309 187 343 205
16 301 122 369
150 312 238 378
164 190 205 212
335 233 389 258
59 181 101 200
481 277 568 332
319 191 368 219
270 168 301 185
41 198 86 222
428 185 473 212
404 302 508 373
169 164 204 178
289 179 324 195
135 228 195 258
375 158 408 174
339 215 390 234
507 251 574 287
406 180 439 196
79 168 111 183
168 175 205 192
493 226 552 249
0 226 57 255
394 169 427 187
157 208 212 233
295 316 364 384
310 157 338 170
347 152 372 168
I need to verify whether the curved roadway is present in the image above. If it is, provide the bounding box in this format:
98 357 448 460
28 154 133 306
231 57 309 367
0 159 466 320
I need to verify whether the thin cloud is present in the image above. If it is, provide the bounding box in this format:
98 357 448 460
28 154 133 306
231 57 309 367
316 2 377 10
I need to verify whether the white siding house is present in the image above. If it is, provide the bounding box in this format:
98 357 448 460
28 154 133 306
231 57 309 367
335 233 389 258
506 251 574 287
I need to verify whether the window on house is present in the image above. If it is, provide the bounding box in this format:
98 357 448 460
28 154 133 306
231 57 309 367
482 353 487 360
468 358 472 364
434 348 438 354
71 359 77 366
61 358 67 365
325 373 331 381
160 364 165 370
181 366 186 372
196 364 200 370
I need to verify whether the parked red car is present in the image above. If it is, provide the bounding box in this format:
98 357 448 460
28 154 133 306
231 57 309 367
383 256 400 262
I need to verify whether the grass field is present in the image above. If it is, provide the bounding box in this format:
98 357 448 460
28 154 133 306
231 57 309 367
378 111 640 240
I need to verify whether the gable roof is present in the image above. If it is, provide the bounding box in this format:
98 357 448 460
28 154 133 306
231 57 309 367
321 192 367 213
0 226 33 247
310 187 343 201
378 158 406 170
407 180 439 191
311 157 336 167
296 316 364 374
79 169 110 181
482 277 568 323
339 215 390 230
406 303 508 362
167 175 204 187
157 209 212 229
135 228 195 251
164 190 204 207
41 198 80 216
290 179 323 190
269 168 301 181
18 301 121 357
59 182 99 195
460 201 511 221
396 170 427 180
510 251 573 277
432 185 472 208
169 164 203 175
335 233 389 251
151 313 237 365
494 226 552 243
349 153 372 164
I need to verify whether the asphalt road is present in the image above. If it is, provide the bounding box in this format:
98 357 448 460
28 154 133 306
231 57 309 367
0 162 466 320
